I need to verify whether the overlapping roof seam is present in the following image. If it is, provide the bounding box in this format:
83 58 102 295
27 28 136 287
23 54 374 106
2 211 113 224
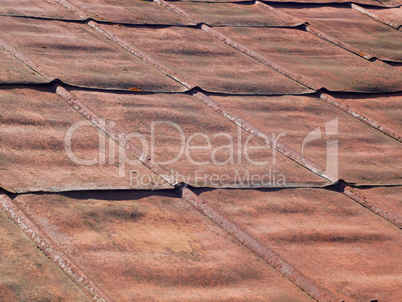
0 0 399 227
337 182 402 228
320 93 402 141
0 185 341 302
0 12 334 184
261 0 402 8
48 0 402 151
351 3 401 29
0 1 401 301
180 186 340 301
50 0 402 232
0 193 112 302
153 0 402 141
160 0 402 64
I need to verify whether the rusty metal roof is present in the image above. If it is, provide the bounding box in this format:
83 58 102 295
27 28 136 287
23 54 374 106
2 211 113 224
196 187 402 301
0 0 401 301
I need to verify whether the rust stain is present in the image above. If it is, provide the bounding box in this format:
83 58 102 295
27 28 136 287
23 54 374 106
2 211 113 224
0 0 400 301
128 86 144 92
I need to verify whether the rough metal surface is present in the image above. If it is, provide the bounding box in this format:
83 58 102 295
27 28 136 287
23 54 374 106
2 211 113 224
0 203 91 301
329 92 402 134
0 87 171 192
0 193 112 301
70 89 328 187
211 94 402 185
353 5 402 29
0 0 77 19
180 187 340 302
367 7 402 28
0 46 47 84
13 191 315 301
262 0 402 7
0 17 184 92
66 0 195 25
0 0 401 300
164 1 303 26
103 25 312 94
338 182 402 228
354 185 402 219
217 27 402 93
274 5 402 62
197 187 402 302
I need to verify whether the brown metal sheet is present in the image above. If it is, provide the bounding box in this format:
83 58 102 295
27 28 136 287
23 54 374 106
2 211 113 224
0 46 47 84
70 89 328 187
331 92 402 134
355 185 402 218
14 191 315 301
262 0 402 8
211 94 402 184
104 25 312 94
176 0 246 2
197 187 402 302
364 7 402 28
166 2 302 26
0 17 184 92
67 0 195 25
0 0 77 19
0 87 171 192
0 207 91 301
276 6 402 62
218 27 402 93
388 63 402 72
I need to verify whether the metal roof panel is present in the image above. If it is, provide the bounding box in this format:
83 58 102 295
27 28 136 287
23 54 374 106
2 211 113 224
0 0 77 19
262 0 402 8
0 46 47 84
166 1 302 26
0 207 91 301
211 94 402 184
0 87 172 192
70 89 328 187
198 187 402 301
103 25 313 94
0 17 185 92
13 191 315 301
218 27 402 92
275 6 402 62
67 0 195 25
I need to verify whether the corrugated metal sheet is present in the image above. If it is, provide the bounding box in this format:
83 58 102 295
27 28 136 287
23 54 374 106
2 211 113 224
0 46 47 84
164 1 302 26
274 5 402 62
0 0 77 19
355 185 402 219
70 89 328 187
197 187 402 302
330 92 402 134
103 25 312 94
13 191 315 301
217 27 402 93
0 17 184 92
0 207 91 301
361 6 402 29
262 0 402 7
0 87 171 192
211 94 402 185
0 0 401 300
66 0 195 25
